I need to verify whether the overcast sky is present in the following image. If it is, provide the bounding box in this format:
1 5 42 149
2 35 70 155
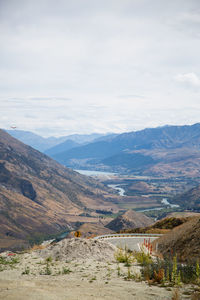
0 0 200 137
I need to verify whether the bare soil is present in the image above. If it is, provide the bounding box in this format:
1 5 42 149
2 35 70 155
0 238 193 299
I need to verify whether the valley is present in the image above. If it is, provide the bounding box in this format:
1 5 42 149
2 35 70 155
49 124 200 179
2 1 200 298
75 169 199 216
1 124 200 253
41 123 200 214
1 127 200 300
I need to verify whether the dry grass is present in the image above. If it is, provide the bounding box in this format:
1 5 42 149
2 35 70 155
29 244 47 251
191 291 200 300
171 288 180 300
152 216 200 262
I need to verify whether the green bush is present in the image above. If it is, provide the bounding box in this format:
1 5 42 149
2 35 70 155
62 267 72 274
115 248 133 266
0 256 19 266
44 262 51 275
134 251 152 266
22 266 30 275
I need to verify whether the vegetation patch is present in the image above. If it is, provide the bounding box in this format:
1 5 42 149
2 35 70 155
115 247 134 266
138 254 200 286
0 254 19 270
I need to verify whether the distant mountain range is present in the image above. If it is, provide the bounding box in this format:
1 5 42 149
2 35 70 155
45 139 80 156
6 130 112 153
6 124 200 178
6 130 67 152
49 123 200 177
44 133 117 156
0 129 116 251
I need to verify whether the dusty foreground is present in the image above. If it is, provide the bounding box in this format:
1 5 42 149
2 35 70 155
0 276 175 300
0 239 194 300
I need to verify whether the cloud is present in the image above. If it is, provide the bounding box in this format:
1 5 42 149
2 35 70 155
117 94 145 99
174 72 200 88
0 0 200 136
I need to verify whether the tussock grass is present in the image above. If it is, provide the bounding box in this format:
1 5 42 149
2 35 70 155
29 244 46 251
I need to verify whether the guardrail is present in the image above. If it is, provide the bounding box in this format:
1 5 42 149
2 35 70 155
94 233 162 240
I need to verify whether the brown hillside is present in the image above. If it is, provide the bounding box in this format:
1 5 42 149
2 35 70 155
105 209 153 232
0 129 116 251
142 147 200 178
129 181 154 193
121 216 189 234
171 185 200 209
153 216 200 262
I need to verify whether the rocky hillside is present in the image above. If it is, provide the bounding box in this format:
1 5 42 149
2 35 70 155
105 210 153 232
153 216 200 262
171 184 200 209
120 217 189 234
0 129 116 251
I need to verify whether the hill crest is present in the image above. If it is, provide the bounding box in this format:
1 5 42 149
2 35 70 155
105 209 154 232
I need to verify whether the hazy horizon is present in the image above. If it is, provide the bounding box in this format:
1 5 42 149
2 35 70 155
1 0 200 136
3 122 200 138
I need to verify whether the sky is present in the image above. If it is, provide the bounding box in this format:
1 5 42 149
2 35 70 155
0 0 200 137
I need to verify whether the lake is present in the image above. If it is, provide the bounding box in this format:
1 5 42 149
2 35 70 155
75 169 116 177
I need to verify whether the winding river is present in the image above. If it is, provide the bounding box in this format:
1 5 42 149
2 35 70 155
75 169 179 211
107 184 126 196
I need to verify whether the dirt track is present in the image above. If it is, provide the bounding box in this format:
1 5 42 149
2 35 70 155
0 276 175 300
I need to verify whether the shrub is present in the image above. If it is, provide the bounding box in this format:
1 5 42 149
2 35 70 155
44 262 51 275
22 266 30 275
196 262 200 285
153 268 165 284
141 255 200 286
46 256 52 263
62 267 72 274
40 258 52 275
115 248 133 266
0 256 19 266
134 251 152 266
117 265 121 276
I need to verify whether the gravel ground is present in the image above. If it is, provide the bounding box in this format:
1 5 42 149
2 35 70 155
0 238 195 300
